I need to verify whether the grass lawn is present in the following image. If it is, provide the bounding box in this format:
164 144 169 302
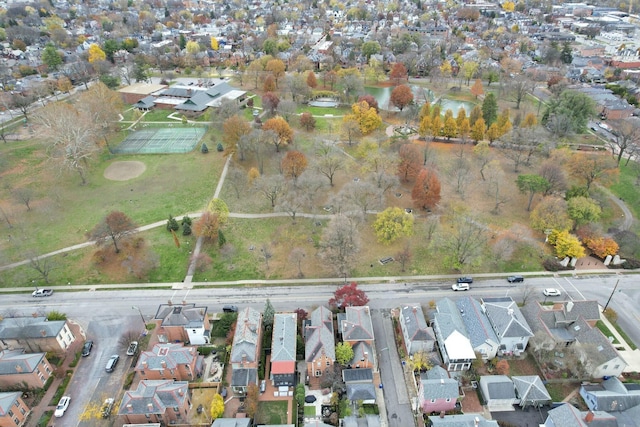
189 388 218 425
596 320 620 344
610 162 640 222
546 382 582 403
256 400 288 425
304 405 317 416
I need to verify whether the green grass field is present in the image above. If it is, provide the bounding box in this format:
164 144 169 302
256 401 288 425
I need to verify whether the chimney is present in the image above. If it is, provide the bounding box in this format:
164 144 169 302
142 361 148 368
507 309 514 317
161 360 167 368
440 379 444 385
585 411 595 422
40 330 47 337
178 388 184 396
147 403 154 412
474 416 480 426
14 365 23 373
127 404 133 413
439 411 445 418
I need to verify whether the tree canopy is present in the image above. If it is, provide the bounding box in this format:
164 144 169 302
329 282 369 309
373 207 414 244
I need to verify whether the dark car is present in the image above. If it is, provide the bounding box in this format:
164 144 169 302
457 277 473 284
223 305 238 313
81 340 93 357
507 275 524 283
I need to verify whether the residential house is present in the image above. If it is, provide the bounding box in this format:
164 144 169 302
428 413 499 427
119 380 190 425
512 376 552 409
0 392 29 427
154 303 210 345
211 419 251 427
479 375 517 412
399 305 435 355
432 298 476 371
481 297 533 356
0 317 76 353
230 307 262 395
271 313 297 387
338 306 376 370
580 376 640 413
0 350 52 389
542 403 637 427
343 368 376 404
343 415 381 427
135 342 201 381
304 306 335 386
417 366 459 414
456 297 499 361
522 300 626 378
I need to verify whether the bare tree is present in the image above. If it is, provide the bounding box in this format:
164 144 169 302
28 254 56 284
11 93 36 121
539 160 567 195
89 211 137 254
510 77 534 109
333 180 383 216
289 247 306 278
12 188 33 211
295 170 326 208
275 184 309 222
225 165 247 199
485 160 510 215
439 214 488 269
255 174 285 208
395 244 412 272
520 284 535 305
497 126 548 173
448 154 472 199
118 329 141 350
260 243 273 271
607 119 640 165
315 144 345 186
319 214 361 275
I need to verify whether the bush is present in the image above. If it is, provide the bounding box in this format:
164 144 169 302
604 308 618 323
182 223 192 236
123 371 135 389
166 215 179 232
181 215 192 227
201 143 209 153
542 258 574 271
68 351 81 368
216 142 224 152
621 258 640 269
198 346 215 356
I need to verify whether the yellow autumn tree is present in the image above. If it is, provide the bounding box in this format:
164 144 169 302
346 101 382 135
502 1 515 12
88 44 106 63
548 230 585 259
210 394 224 420
471 118 485 142
418 115 432 139
211 37 219 50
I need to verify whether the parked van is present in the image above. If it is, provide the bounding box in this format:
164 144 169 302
451 283 470 291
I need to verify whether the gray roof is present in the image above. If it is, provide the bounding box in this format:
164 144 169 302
212 419 251 427
155 303 207 328
136 343 197 371
0 392 22 414
570 317 624 368
0 317 67 339
512 376 551 403
435 298 468 340
135 95 155 108
346 383 376 401
303 421 335 427
341 306 374 342
342 368 373 383
231 307 261 364
424 365 450 381
546 404 618 427
118 380 189 416
428 413 499 427
400 305 434 342
480 375 516 400
582 377 640 412
0 349 46 375
420 370 459 400
231 368 257 387
175 90 211 111
271 313 297 363
481 297 533 339
456 297 498 349
305 306 335 362
350 341 374 366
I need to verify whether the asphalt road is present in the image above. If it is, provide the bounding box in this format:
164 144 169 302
7 275 640 427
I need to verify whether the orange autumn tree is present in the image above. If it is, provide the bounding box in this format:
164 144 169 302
412 168 441 210
281 150 308 180
583 236 619 258
262 116 293 152
470 78 484 99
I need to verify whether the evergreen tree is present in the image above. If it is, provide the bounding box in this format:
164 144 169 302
167 215 179 232
201 143 209 153
561 41 573 64
263 299 275 329
482 93 498 126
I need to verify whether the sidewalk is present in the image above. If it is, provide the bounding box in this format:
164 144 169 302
598 305 640 372
28 321 85 427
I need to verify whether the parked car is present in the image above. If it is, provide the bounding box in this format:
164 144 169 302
126 341 138 356
101 398 115 418
543 288 561 297
457 277 473 284
105 355 119 372
223 305 238 313
260 380 266 393
507 275 524 283
32 288 53 297
452 283 470 291
54 396 71 418
82 340 93 357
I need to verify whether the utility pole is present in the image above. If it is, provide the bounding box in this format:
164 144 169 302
603 279 620 313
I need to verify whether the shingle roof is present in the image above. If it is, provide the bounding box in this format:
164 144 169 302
428 413 499 426
118 380 188 416
420 371 459 400
0 392 22 415
546 404 618 427
342 368 373 383
341 306 374 342
135 343 196 372
0 349 45 375
480 375 516 400
456 297 498 349
271 313 297 363
481 297 533 339
400 305 433 342
512 376 551 403
435 298 468 340
231 368 257 387
211 419 251 427
570 317 624 368
350 341 374 366
305 306 335 362
582 376 640 412
155 303 207 328
0 317 67 339
231 307 261 363
346 383 376 401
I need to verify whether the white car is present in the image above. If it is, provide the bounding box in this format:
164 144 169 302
452 283 470 291
54 396 71 417
126 341 138 356
543 288 561 297
32 289 53 297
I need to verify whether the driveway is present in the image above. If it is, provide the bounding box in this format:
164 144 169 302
371 309 415 427
491 406 550 427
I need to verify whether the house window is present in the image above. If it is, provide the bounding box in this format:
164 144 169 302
614 365 620 369
446 398 451 402
326 361 330 366
174 407 179 412
19 407 25 415
430 399 436 403
145 414 151 419
603 365 608 370
315 370 321 377
14 401 19 407
14 417 19 425
7 410 13 417
140 370 145 375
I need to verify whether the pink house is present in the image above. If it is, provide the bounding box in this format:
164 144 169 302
418 366 459 414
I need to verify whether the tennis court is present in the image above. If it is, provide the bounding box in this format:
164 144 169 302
114 127 206 154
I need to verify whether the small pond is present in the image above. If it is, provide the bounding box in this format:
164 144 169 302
364 86 474 114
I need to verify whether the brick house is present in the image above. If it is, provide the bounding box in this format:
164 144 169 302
0 350 52 389
338 306 376 370
0 392 30 427
135 343 202 381
118 380 190 425
154 303 210 345
0 317 76 353
304 306 335 385
270 313 297 387
230 307 262 395
418 366 459 414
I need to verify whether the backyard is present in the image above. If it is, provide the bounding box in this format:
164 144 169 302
256 400 289 425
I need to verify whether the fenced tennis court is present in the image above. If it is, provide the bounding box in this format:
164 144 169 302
114 127 206 154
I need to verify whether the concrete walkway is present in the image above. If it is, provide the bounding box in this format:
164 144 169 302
598 305 640 372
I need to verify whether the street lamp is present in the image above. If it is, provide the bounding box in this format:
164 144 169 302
132 306 146 333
